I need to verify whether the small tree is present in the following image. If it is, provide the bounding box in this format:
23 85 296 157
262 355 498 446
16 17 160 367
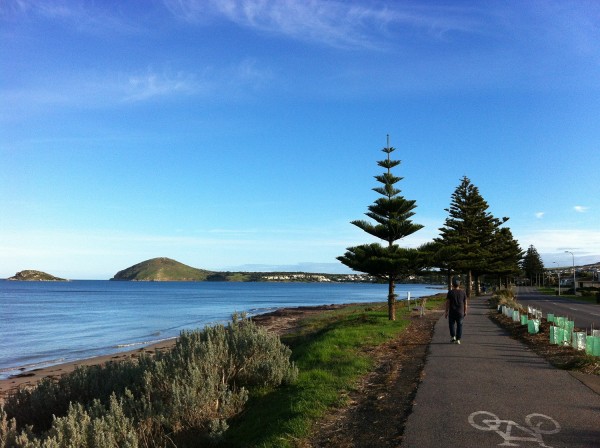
338 136 423 320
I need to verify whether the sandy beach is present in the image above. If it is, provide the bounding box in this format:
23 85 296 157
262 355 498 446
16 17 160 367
0 303 346 402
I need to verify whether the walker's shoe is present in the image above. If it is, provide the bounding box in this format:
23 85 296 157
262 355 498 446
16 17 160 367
450 337 456 344
456 340 461 345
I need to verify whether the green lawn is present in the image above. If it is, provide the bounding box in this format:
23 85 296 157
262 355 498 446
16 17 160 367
536 287 599 304
222 296 444 447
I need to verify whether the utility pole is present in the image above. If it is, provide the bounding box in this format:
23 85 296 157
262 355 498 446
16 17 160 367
565 251 575 295
553 261 560 296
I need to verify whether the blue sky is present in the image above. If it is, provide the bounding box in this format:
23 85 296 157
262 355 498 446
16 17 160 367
1 0 599 279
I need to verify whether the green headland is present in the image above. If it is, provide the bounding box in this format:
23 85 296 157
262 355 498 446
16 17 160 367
109 257 373 282
110 257 214 281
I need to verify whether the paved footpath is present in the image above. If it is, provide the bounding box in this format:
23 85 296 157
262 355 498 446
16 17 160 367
401 298 600 448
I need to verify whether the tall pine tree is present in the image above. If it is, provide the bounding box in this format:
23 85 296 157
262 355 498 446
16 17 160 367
488 227 524 288
338 136 423 320
521 245 545 285
436 176 506 297
418 240 463 288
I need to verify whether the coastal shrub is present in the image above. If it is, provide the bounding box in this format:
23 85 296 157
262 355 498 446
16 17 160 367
489 289 521 310
2 315 297 447
0 395 139 448
139 313 297 442
43 395 139 448
3 357 150 432
0 408 18 448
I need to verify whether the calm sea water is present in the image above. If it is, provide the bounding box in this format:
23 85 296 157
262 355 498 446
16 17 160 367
0 280 443 379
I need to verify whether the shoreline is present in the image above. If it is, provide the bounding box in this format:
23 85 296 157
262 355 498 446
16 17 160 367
0 338 178 401
0 303 351 402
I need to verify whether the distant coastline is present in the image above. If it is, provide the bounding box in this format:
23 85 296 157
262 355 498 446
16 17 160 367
109 257 382 283
5 258 598 284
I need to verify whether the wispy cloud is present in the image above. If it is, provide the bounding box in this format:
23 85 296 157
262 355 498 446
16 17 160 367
518 229 600 256
1 0 79 19
162 0 485 49
123 69 202 102
535 212 545 219
574 205 589 213
1 0 142 34
235 58 274 87
1 61 273 115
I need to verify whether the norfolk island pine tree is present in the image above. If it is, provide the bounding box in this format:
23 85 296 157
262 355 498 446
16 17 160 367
487 227 523 289
522 245 545 286
338 136 424 321
435 176 512 296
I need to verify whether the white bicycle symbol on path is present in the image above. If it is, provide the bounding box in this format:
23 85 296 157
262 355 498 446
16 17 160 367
468 411 561 447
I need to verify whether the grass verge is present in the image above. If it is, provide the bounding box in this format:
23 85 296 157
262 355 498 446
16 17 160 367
536 287 599 304
223 297 444 447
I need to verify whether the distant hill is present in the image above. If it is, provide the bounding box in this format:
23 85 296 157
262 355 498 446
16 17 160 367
8 270 67 281
111 257 214 281
110 257 381 283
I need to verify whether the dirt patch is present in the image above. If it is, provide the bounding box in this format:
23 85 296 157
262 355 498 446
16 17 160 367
251 304 347 336
305 309 443 448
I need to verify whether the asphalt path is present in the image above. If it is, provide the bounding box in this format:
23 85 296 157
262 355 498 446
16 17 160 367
514 286 600 331
401 298 600 448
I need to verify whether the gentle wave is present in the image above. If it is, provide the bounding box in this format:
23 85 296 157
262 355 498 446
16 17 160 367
115 336 176 349
0 357 66 377
1 281 440 380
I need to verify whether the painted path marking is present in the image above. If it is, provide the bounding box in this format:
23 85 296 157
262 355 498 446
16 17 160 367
468 411 560 447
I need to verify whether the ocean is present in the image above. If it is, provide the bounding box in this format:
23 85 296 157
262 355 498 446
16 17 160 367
0 280 444 380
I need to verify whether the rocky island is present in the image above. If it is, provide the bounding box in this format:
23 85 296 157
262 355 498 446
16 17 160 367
8 270 67 281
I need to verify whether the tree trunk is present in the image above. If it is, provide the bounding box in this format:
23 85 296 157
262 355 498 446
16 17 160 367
467 270 472 298
388 278 396 321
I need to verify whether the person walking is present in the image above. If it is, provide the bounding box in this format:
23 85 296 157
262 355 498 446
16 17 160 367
445 277 468 344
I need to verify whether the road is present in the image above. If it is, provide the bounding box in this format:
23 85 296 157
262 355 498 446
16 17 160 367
401 299 600 448
514 286 600 331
